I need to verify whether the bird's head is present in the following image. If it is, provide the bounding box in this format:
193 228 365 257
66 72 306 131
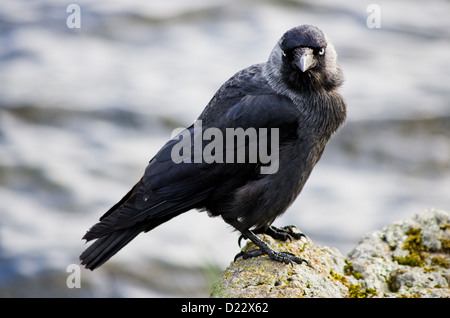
265 25 343 94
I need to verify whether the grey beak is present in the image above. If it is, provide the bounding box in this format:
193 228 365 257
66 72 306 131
295 48 315 72
299 54 314 72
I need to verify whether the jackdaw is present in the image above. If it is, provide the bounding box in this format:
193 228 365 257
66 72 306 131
80 25 346 270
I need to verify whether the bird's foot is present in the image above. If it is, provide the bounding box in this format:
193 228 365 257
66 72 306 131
238 225 305 247
265 225 306 241
235 228 308 266
234 249 307 266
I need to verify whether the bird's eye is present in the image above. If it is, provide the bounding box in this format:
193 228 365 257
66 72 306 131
318 48 325 56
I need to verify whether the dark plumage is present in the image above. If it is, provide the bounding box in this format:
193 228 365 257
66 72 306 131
80 25 346 270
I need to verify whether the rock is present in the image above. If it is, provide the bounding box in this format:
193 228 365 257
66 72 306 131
210 209 450 298
210 234 349 298
348 209 450 298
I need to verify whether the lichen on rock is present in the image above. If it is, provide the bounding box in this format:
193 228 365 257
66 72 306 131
210 209 450 298
348 209 450 297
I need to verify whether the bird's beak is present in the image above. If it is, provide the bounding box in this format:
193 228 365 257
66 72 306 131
295 47 315 72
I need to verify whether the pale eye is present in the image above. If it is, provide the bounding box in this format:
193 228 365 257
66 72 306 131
318 48 325 56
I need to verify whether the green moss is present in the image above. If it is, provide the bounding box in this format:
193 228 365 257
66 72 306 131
353 273 364 280
399 292 422 298
329 270 377 298
430 256 450 269
393 227 428 267
329 270 347 284
423 266 437 273
386 269 404 293
348 284 378 298
347 283 362 298
344 260 364 280
441 238 450 254
403 228 425 252
391 226 450 269
394 253 427 267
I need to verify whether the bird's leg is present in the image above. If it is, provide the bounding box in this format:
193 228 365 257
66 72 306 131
234 229 307 266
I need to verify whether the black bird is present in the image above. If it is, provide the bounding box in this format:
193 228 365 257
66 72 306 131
80 25 346 270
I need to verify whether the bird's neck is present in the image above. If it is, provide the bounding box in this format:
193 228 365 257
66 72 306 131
300 90 347 136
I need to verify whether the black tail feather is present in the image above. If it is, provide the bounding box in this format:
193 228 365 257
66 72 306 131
80 224 146 270
80 211 185 270
80 178 191 270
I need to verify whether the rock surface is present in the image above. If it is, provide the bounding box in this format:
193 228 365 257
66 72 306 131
210 209 450 298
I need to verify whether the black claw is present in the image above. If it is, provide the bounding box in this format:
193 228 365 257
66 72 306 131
237 234 247 248
283 225 307 240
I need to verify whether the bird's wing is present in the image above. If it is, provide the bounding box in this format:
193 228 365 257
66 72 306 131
85 92 300 240
142 93 300 203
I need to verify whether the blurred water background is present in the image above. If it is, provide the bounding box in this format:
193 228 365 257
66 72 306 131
0 0 449 297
